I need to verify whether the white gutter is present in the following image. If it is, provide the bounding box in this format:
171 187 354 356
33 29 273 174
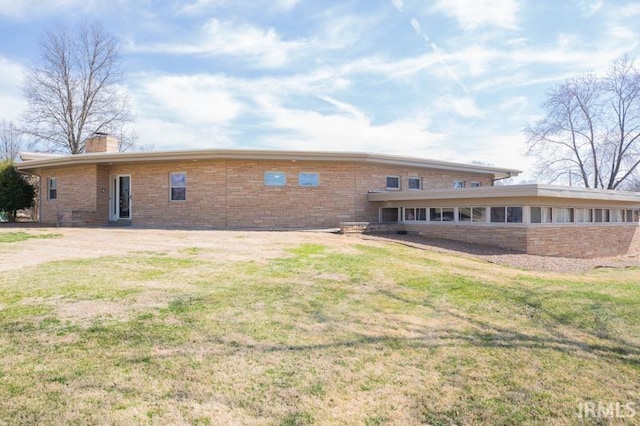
15 149 521 179
367 184 640 203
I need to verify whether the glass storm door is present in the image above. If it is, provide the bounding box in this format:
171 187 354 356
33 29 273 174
111 175 131 220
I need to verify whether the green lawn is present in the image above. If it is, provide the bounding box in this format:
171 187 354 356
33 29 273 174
0 235 639 424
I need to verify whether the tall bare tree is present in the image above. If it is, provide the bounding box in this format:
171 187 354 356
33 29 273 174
22 22 134 154
525 55 640 189
0 120 23 161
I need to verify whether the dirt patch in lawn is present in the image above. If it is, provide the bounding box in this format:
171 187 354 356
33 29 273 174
0 227 381 273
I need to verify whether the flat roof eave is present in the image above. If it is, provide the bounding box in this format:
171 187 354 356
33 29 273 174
367 184 640 204
15 148 520 178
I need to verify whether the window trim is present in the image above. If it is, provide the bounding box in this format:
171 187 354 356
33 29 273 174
265 171 286 187
48 177 57 200
386 176 401 190
490 206 523 223
458 206 487 223
530 206 553 224
407 177 421 190
169 172 187 202
554 207 575 224
380 207 400 222
298 172 319 187
403 207 427 222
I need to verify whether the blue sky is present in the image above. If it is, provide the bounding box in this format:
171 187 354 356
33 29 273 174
1 0 640 180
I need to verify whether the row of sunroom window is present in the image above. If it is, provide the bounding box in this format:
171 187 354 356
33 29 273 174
380 206 640 224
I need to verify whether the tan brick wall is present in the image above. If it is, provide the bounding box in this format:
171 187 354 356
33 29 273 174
37 159 489 229
402 223 529 252
40 165 99 225
526 225 640 258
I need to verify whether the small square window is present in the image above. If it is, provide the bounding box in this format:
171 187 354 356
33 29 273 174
453 180 465 189
170 172 186 201
48 178 57 200
265 172 286 186
470 182 481 188
408 177 421 190
386 176 400 190
298 172 319 187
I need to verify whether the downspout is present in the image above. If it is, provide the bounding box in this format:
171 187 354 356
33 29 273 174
492 172 513 186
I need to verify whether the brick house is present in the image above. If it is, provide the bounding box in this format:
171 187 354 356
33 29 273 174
17 134 640 258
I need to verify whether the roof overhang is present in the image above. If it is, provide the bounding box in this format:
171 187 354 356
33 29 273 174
15 149 520 179
367 184 640 204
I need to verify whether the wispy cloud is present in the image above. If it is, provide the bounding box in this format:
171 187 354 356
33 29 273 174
135 74 244 125
436 95 483 118
390 0 403 12
580 0 604 17
178 0 299 15
130 19 306 68
431 0 520 31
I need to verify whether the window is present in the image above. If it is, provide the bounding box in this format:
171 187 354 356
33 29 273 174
408 177 421 190
507 207 523 223
459 207 486 222
381 208 399 222
594 209 609 223
531 207 552 224
625 209 638 223
298 172 319 187
430 207 454 222
48 178 57 200
555 207 574 223
265 172 286 186
472 207 487 222
170 172 186 201
470 182 482 188
386 176 400 190
453 180 465 189
575 208 592 223
458 207 471 222
404 207 427 221
610 209 623 222
491 206 523 223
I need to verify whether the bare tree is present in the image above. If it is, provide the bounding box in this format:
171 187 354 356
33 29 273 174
22 22 134 154
525 55 640 189
0 120 23 162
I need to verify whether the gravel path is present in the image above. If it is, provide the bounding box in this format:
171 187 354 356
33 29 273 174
365 233 640 274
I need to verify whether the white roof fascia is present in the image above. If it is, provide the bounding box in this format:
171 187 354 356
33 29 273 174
15 149 521 178
366 184 640 204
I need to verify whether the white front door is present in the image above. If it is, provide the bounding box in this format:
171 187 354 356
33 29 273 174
110 175 132 220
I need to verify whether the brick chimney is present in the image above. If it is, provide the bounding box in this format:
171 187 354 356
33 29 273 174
84 132 118 153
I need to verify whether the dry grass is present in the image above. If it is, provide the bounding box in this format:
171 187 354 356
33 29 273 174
0 228 639 425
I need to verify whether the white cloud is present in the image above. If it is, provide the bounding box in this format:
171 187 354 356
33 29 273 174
178 0 299 15
316 96 368 121
610 3 640 18
436 95 483 118
135 74 243 125
432 0 520 31
580 0 603 17
391 0 403 12
252 96 449 157
134 117 236 150
130 18 306 68
0 0 102 18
